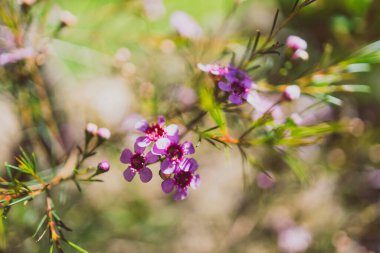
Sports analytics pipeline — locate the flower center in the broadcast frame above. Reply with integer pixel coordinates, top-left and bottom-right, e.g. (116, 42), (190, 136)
(174, 171), (193, 188)
(231, 82), (245, 96)
(131, 154), (145, 171)
(145, 123), (165, 141)
(166, 144), (183, 162)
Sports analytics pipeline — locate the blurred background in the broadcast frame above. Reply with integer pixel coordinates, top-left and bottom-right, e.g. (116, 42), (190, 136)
(1, 0), (380, 252)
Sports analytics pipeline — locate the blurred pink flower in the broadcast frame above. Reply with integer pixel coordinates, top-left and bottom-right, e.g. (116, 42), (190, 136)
(278, 226), (312, 253)
(143, 0), (166, 20)
(367, 169), (380, 189)
(170, 11), (203, 39)
(256, 172), (275, 189)
(0, 48), (34, 66)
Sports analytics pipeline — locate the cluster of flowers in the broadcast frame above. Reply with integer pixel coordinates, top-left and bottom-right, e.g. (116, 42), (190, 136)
(198, 35), (306, 106)
(120, 116), (200, 200)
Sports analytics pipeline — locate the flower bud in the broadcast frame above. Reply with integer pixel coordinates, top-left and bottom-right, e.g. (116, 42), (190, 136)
(97, 160), (110, 172)
(283, 85), (301, 101)
(286, 35), (307, 51)
(60, 11), (77, 27)
(292, 49), (309, 61)
(97, 128), (111, 140)
(86, 123), (98, 135)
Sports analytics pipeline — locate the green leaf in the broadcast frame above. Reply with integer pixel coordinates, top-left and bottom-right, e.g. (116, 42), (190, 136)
(65, 240), (88, 253)
(348, 40), (380, 64)
(33, 214), (48, 238)
(283, 153), (309, 182)
(199, 86), (226, 131)
(8, 195), (32, 206)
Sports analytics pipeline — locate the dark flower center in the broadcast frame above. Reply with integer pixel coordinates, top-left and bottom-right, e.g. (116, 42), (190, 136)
(145, 123), (165, 141)
(231, 82), (245, 96)
(166, 144), (183, 162)
(131, 154), (145, 170)
(174, 171), (193, 188)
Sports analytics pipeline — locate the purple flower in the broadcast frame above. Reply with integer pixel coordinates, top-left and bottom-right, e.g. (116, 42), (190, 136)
(135, 116), (179, 148)
(161, 158), (200, 200)
(152, 137), (195, 174)
(120, 144), (159, 183)
(218, 65), (255, 105)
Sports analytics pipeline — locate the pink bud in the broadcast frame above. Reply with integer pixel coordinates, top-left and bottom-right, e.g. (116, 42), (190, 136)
(97, 128), (111, 140)
(19, 0), (36, 6)
(283, 85), (301, 101)
(97, 160), (110, 172)
(286, 35), (307, 51)
(292, 49), (309, 61)
(86, 123), (98, 135)
(60, 11), (77, 27)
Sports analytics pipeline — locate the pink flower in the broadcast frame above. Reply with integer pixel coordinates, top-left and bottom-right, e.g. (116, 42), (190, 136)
(120, 144), (158, 183)
(278, 226), (312, 253)
(152, 137), (195, 174)
(256, 172), (275, 189)
(161, 158), (200, 200)
(170, 11), (203, 39)
(197, 63), (229, 76)
(135, 116), (179, 148)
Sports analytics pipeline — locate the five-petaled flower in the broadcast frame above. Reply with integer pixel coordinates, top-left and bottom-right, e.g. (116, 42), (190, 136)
(218, 65), (256, 105)
(120, 144), (159, 183)
(161, 158), (200, 200)
(152, 137), (195, 175)
(135, 116), (179, 148)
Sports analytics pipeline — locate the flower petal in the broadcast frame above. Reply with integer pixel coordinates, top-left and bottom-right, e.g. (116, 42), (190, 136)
(139, 167), (153, 183)
(218, 82), (231, 92)
(134, 141), (146, 154)
(157, 115), (165, 126)
(135, 136), (151, 148)
(120, 148), (133, 164)
(229, 94), (243, 105)
(181, 141), (195, 155)
(190, 174), (201, 189)
(145, 151), (159, 164)
(160, 159), (176, 174)
(174, 188), (189, 201)
(179, 158), (198, 172)
(135, 120), (149, 132)
(152, 138), (171, 155)
(165, 124), (179, 142)
(161, 179), (175, 193)
(123, 167), (136, 182)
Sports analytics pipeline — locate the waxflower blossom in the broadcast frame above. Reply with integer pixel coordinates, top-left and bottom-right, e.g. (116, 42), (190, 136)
(135, 116), (179, 148)
(218, 65), (256, 105)
(161, 158), (200, 200)
(283, 85), (301, 101)
(152, 137), (195, 174)
(121, 144), (158, 183)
